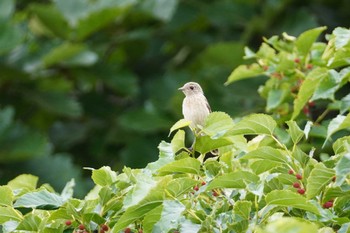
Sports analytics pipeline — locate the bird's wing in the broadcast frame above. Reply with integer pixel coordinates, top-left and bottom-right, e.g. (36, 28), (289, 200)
(205, 97), (212, 113)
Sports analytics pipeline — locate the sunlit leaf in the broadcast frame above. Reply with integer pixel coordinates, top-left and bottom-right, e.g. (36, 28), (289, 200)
(306, 163), (335, 199)
(207, 171), (259, 190)
(230, 114), (276, 135)
(14, 190), (64, 209)
(157, 157), (201, 175)
(286, 120), (304, 144)
(265, 190), (319, 214)
(226, 63), (264, 85)
(295, 26), (326, 56)
(91, 166), (117, 186)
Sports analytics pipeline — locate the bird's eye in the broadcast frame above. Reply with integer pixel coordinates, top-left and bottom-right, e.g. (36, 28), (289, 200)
(190, 86), (194, 90)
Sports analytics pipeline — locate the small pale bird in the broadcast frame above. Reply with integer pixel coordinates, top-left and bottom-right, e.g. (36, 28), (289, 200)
(178, 82), (211, 132)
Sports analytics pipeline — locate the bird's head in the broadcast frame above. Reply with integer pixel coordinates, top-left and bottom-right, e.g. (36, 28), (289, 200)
(178, 82), (204, 96)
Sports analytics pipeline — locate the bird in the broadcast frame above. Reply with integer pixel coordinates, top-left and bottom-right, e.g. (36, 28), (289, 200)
(178, 82), (211, 133)
(178, 82), (218, 158)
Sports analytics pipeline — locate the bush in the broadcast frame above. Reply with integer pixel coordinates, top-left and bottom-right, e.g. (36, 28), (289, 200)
(1, 26), (350, 233)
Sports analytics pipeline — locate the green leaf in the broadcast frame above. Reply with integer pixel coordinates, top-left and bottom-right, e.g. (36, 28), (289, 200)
(206, 171), (259, 190)
(14, 190), (64, 209)
(171, 129), (185, 153)
(232, 200), (252, 232)
(265, 190), (319, 214)
(166, 177), (198, 198)
(123, 172), (157, 208)
(157, 157), (201, 175)
(0, 0), (14, 19)
(225, 63), (264, 85)
(140, 0), (178, 21)
(0, 22), (23, 55)
(0, 206), (23, 224)
(286, 121), (304, 144)
(335, 153), (350, 186)
(306, 163), (335, 199)
(266, 89), (287, 111)
(295, 26), (326, 56)
(230, 114), (276, 135)
(292, 68), (327, 119)
(333, 136), (350, 154)
(0, 186), (13, 206)
(7, 174), (38, 193)
(169, 119), (191, 135)
(16, 213), (41, 231)
(202, 112), (234, 138)
(241, 146), (289, 174)
(0, 106), (14, 134)
(111, 177), (169, 232)
(91, 166), (117, 186)
(153, 200), (185, 232)
(311, 70), (341, 101)
(30, 4), (69, 39)
(195, 136), (232, 154)
(260, 217), (318, 233)
(326, 114), (350, 142)
(42, 43), (86, 67)
(147, 141), (175, 172)
(333, 27), (350, 49)
(143, 205), (163, 233)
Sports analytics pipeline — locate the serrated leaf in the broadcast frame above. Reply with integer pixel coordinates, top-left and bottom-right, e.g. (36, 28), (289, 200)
(296, 26), (326, 56)
(292, 68), (327, 119)
(202, 112), (234, 138)
(225, 63), (264, 85)
(306, 163), (335, 199)
(169, 119), (191, 135)
(91, 166), (117, 186)
(0, 206), (23, 224)
(286, 120), (304, 144)
(230, 114), (276, 135)
(14, 190), (64, 209)
(206, 171), (259, 190)
(265, 190), (319, 214)
(157, 157), (201, 175)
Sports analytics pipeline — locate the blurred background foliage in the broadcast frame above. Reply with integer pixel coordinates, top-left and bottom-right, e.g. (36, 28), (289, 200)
(1, 0), (350, 196)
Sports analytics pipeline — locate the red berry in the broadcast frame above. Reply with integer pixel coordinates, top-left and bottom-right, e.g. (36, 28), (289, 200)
(193, 186), (199, 191)
(332, 176), (336, 182)
(124, 227), (131, 233)
(293, 182), (301, 188)
(201, 181), (206, 185)
(65, 220), (72, 226)
(139, 230), (143, 233)
(101, 224), (109, 231)
(303, 106), (310, 115)
(100, 229), (105, 233)
(297, 188), (305, 194)
(323, 201), (333, 209)
(294, 58), (300, 63)
(79, 224), (85, 230)
(306, 64), (313, 69)
(296, 174), (302, 180)
(263, 65), (269, 71)
(212, 190), (219, 196)
(288, 169), (294, 175)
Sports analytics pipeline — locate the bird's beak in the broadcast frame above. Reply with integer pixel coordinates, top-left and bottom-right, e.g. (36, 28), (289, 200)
(178, 86), (185, 91)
